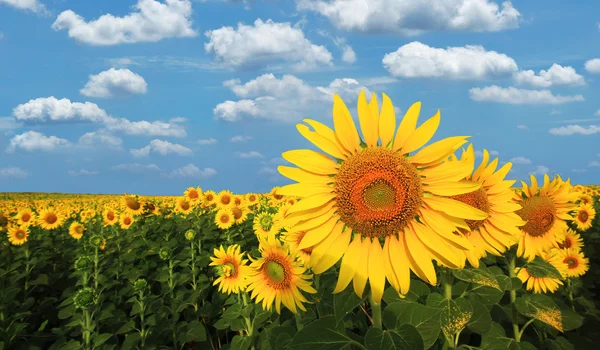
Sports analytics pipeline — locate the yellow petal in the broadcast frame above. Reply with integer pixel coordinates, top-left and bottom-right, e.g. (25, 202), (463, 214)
(298, 215), (339, 250)
(287, 206), (337, 233)
(472, 150), (490, 180)
(285, 192), (335, 216)
(311, 223), (350, 273)
(529, 174), (539, 195)
(357, 90), (378, 148)
(424, 196), (488, 220)
(401, 110), (440, 154)
(382, 237), (400, 292)
(276, 183), (333, 198)
(285, 200), (336, 227)
(282, 150), (338, 175)
(388, 235), (411, 295)
(369, 92), (379, 122)
(333, 94), (360, 153)
(419, 208), (473, 250)
(277, 166), (332, 185)
(333, 236), (363, 294)
(297, 124), (347, 159)
(352, 239), (370, 298)
(368, 239), (386, 303)
(378, 93), (396, 148)
(410, 136), (470, 166)
(404, 227), (437, 285)
(412, 222), (462, 268)
(303, 119), (351, 157)
(392, 101), (421, 152)
(425, 181), (482, 196)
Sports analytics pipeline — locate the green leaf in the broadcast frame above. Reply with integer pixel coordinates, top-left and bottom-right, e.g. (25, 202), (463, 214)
(439, 298), (473, 338)
(524, 256), (563, 279)
(452, 267), (501, 290)
(186, 320), (207, 342)
(38, 320), (49, 332)
(121, 333), (140, 349)
(213, 318), (230, 330)
(364, 326), (424, 350)
(116, 320), (136, 334)
(231, 335), (253, 350)
(265, 326), (297, 350)
(509, 277), (523, 291)
(467, 300), (492, 334)
(31, 273), (49, 286)
(518, 341), (538, 350)
(222, 304), (242, 320)
(467, 285), (504, 305)
(288, 315), (365, 350)
(544, 336), (575, 350)
(333, 290), (363, 325)
(382, 301), (441, 349)
(514, 294), (572, 332)
(93, 333), (113, 347)
(480, 322), (519, 350)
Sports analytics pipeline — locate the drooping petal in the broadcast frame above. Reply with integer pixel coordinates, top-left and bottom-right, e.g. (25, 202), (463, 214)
(303, 119), (351, 157)
(410, 136), (470, 165)
(276, 183), (333, 198)
(333, 236), (363, 293)
(296, 124), (347, 159)
(352, 239), (370, 298)
(298, 215), (339, 250)
(388, 235), (411, 295)
(425, 181), (482, 196)
(311, 223), (351, 273)
(424, 196), (489, 220)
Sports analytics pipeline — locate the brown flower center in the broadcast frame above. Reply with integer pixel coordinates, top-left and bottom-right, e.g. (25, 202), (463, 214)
(578, 210), (588, 223)
(21, 213), (31, 222)
(220, 195), (231, 205)
(451, 185), (490, 231)
(107, 212), (115, 221)
(262, 256), (291, 289)
(564, 257), (578, 269)
(124, 217), (132, 225)
(516, 196), (556, 237)
(45, 212), (58, 224)
(126, 197), (141, 210)
(180, 200), (190, 211)
(188, 190), (199, 199)
(16, 230), (26, 239)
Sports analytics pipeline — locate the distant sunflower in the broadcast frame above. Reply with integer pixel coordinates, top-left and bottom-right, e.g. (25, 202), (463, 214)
(203, 190), (217, 207)
(556, 229), (583, 251)
(232, 195), (244, 207)
(245, 193), (259, 206)
(215, 208), (234, 230)
(516, 250), (566, 294)
(245, 234), (316, 314)
(103, 209), (118, 226)
(184, 186), (202, 203)
(209, 245), (251, 294)
(99, 239), (107, 251)
(120, 214), (134, 230)
(554, 248), (589, 278)
(121, 194), (144, 216)
(7, 225), (28, 246)
(271, 187), (284, 201)
(0, 211), (9, 231)
(579, 194), (593, 206)
(216, 190), (234, 209)
(277, 91), (486, 301)
(37, 208), (63, 230)
(232, 205), (249, 225)
(175, 197), (193, 215)
(515, 175), (579, 261)
(16, 209), (35, 227)
(573, 203), (595, 231)
(253, 211), (279, 239)
(69, 222), (85, 240)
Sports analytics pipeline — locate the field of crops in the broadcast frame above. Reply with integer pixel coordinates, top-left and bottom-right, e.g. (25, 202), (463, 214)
(1, 95), (600, 350)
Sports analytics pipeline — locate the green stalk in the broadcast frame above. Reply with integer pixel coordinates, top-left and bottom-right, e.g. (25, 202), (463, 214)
(82, 309), (92, 350)
(441, 268), (455, 349)
(566, 278), (575, 311)
(93, 246), (100, 290)
(508, 255), (521, 342)
(190, 241), (197, 291)
(24, 245), (31, 299)
(138, 290), (148, 347)
(368, 291), (382, 329)
(517, 318), (536, 340)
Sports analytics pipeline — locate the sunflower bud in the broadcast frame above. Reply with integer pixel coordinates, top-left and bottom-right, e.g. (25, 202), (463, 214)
(90, 235), (103, 247)
(184, 229), (196, 241)
(74, 256), (92, 271)
(159, 247), (171, 261)
(73, 287), (96, 309)
(133, 278), (148, 292)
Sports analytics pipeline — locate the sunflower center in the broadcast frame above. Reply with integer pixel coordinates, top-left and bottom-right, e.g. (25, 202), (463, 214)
(221, 195), (231, 205)
(558, 237), (572, 249)
(232, 207), (243, 220)
(451, 185), (490, 231)
(45, 213), (58, 224)
(516, 196), (556, 237)
(259, 215), (273, 230)
(126, 197), (141, 210)
(189, 190), (199, 199)
(206, 194), (214, 201)
(21, 213), (31, 222)
(16, 230), (26, 239)
(75, 226), (83, 234)
(334, 148), (423, 238)
(107, 212), (115, 220)
(124, 218), (131, 225)
(220, 213), (230, 223)
(180, 201), (190, 211)
(578, 211), (588, 223)
(223, 262), (237, 277)
(248, 195), (256, 202)
(265, 260), (286, 284)
(564, 257), (578, 269)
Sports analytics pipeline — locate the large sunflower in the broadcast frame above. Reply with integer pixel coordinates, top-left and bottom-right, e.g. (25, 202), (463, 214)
(37, 207), (64, 230)
(16, 209), (35, 227)
(573, 203), (595, 231)
(245, 234), (316, 314)
(184, 186), (202, 203)
(277, 91), (488, 301)
(121, 194), (145, 216)
(209, 245), (251, 295)
(69, 221), (85, 240)
(515, 175), (579, 261)
(7, 225), (29, 246)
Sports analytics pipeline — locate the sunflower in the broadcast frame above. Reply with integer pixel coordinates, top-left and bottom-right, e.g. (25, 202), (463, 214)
(516, 250), (566, 294)
(281, 230), (313, 266)
(203, 190), (218, 207)
(120, 214), (134, 230)
(277, 91), (487, 301)
(0, 210), (9, 231)
(245, 234), (316, 313)
(175, 197), (193, 215)
(555, 229), (583, 251)
(216, 190), (234, 209)
(69, 222), (85, 240)
(515, 175), (579, 262)
(37, 207), (64, 230)
(554, 248), (589, 278)
(579, 194), (593, 206)
(184, 186), (202, 203)
(121, 194), (145, 216)
(573, 203), (595, 231)
(215, 208), (235, 230)
(209, 245), (251, 294)
(7, 225), (28, 246)
(253, 211), (279, 239)
(232, 205), (249, 225)
(103, 209), (118, 226)
(232, 195), (245, 207)
(16, 209), (35, 227)
(245, 193), (259, 206)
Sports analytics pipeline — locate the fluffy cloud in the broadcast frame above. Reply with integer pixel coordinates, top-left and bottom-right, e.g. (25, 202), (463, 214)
(214, 74), (370, 122)
(80, 68), (148, 98)
(112, 163), (161, 172)
(68, 169), (98, 176)
(0, 0), (47, 14)
(130, 139), (192, 157)
(7, 131), (71, 152)
(0, 117), (20, 130)
(198, 138), (217, 145)
(164, 164), (217, 178)
(235, 151), (264, 158)
(103, 117), (186, 137)
(572, 169), (586, 173)
(513, 64), (585, 88)
(469, 86), (584, 104)
(531, 165), (549, 176)
(548, 125), (600, 136)
(78, 130), (123, 149)
(0, 167), (28, 179)
(510, 156), (532, 165)
(52, 0), (197, 45)
(230, 135), (252, 143)
(296, 0), (520, 35)
(205, 19), (333, 71)
(382, 42), (518, 79)
(584, 58), (600, 74)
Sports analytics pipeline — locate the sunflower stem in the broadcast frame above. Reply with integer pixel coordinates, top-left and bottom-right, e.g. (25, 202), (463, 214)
(294, 312), (304, 331)
(517, 318), (536, 340)
(566, 278), (575, 311)
(441, 268), (456, 349)
(368, 291), (382, 329)
(507, 254), (521, 342)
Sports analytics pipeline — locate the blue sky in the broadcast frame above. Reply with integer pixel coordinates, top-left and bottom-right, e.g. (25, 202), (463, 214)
(0, 0), (599, 196)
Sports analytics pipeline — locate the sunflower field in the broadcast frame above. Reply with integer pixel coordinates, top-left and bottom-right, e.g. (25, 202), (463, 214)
(1, 92), (600, 350)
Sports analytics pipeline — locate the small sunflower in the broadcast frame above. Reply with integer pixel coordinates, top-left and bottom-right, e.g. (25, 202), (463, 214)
(216, 190), (234, 209)
(103, 209), (118, 226)
(253, 211), (279, 239)
(7, 225), (29, 246)
(215, 208), (235, 230)
(175, 197), (193, 215)
(203, 190), (218, 207)
(37, 207), (63, 230)
(555, 229), (583, 251)
(554, 248), (589, 278)
(281, 230), (313, 267)
(579, 194), (593, 206)
(209, 245), (251, 295)
(184, 187), (202, 203)
(120, 214), (134, 230)
(246, 234), (316, 314)
(69, 222), (85, 240)
(121, 194), (144, 216)
(516, 251), (566, 294)
(232, 205), (249, 225)
(573, 203), (595, 231)
(245, 193), (259, 206)
(16, 209), (35, 227)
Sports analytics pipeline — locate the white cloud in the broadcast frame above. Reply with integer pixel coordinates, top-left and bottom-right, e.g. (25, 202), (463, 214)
(589, 161), (600, 167)
(235, 151), (264, 158)
(382, 42), (518, 79)
(258, 167), (277, 175)
(68, 169), (98, 176)
(584, 58), (600, 74)
(112, 163), (161, 172)
(0, 167), (27, 179)
(80, 68), (148, 98)
(169, 116), (187, 123)
(517, 124), (527, 129)
(52, 0), (197, 46)
(77, 130), (123, 149)
(204, 19), (333, 71)
(198, 138), (217, 145)
(513, 64), (585, 88)
(164, 164), (217, 178)
(469, 86), (584, 104)
(530, 165), (549, 176)
(103, 117), (186, 137)
(296, 0), (520, 34)
(0, 117), (21, 130)
(548, 125), (600, 136)
(230, 135), (252, 143)
(595, 110), (600, 117)
(510, 156), (532, 165)
(317, 30), (357, 64)
(130, 139), (192, 157)
(341, 45), (357, 63)
(215, 74), (370, 122)
(0, 0), (47, 14)
(7, 131), (71, 152)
